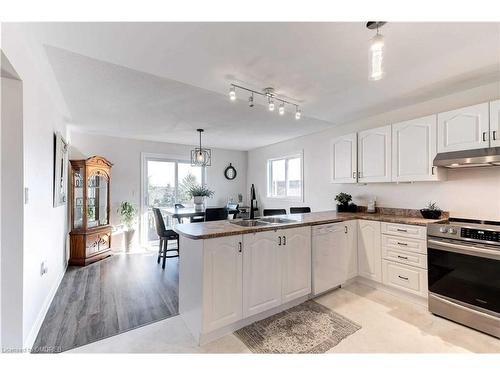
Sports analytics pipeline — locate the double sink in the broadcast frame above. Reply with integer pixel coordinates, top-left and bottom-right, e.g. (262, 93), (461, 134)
(232, 217), (298, 227)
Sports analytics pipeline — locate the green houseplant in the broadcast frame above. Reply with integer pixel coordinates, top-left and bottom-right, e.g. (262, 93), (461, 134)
(117, 201), (137, 251)
(335, 192), (357, 213)
(420, 201), (442, 219)
(188, 184), (214, 211)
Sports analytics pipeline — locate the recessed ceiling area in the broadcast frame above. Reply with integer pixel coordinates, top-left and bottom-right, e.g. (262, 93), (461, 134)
(12, 22), (500, 150)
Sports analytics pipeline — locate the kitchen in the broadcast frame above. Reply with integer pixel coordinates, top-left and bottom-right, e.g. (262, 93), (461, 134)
(1, 9), (499, 374)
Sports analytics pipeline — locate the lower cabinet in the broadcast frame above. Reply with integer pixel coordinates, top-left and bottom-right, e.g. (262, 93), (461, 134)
(242, 231), (282, 317)
(357, 220), (382, 282)
(281, 227), (312, 303)
(243, 227), (312, 317)
(382, 260), (428, 298)
(202, 235), (243, 332)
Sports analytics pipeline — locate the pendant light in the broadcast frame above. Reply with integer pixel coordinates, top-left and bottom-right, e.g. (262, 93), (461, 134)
(191, 129), (212, 167)
(367, 22), (386, 81)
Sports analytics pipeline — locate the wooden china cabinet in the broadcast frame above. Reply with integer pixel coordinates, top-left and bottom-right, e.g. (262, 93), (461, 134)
(69, 156), (113, 266)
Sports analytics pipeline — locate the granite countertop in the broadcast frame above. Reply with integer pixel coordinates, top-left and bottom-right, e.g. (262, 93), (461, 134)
(173, 210), (447, 240)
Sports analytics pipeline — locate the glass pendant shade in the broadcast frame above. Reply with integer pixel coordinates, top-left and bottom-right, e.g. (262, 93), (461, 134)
(369, 33), (384, 81)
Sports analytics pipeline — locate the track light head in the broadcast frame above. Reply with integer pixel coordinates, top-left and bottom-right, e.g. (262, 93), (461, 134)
(268, 98), (275, 112)
(295, 107), (301, 120)
(229, 86), (236, 101)
(279, 102), (285, 115)
(248, 94), (254, 107)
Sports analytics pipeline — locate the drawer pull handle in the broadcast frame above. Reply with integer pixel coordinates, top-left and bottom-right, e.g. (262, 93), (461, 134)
(283, 236), (286, 246)
(397, 255), (408, 260)
(396, 229), (407, 232)
(238, 241), (242, 253)
(398, 275), (409, 281)
(397, 242), (408, 246)
(278, 236), (282, 246)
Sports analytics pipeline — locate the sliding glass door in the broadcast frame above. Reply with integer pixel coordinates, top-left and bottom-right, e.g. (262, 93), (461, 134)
(141, 154), (204, 246)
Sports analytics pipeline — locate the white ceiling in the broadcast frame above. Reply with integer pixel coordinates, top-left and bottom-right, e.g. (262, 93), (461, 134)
(13, 22), (500, 150)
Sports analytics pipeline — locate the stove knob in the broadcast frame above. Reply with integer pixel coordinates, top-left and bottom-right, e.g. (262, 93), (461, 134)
(448, 228), (457, 234)
(439, 227), (448, 233)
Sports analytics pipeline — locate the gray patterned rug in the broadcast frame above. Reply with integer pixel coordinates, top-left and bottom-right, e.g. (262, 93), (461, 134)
(235, 300), (361, 353)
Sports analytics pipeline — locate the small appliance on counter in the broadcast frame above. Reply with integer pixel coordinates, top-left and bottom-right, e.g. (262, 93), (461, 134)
(427, 218), (500, 338)
(367, 196), (377, 213)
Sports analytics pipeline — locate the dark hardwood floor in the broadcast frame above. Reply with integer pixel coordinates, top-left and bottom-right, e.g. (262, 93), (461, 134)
(32, 251), (178, 353)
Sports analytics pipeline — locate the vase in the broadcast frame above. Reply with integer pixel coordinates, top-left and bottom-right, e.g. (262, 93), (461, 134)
(193, 196), (205, 211)
(124, 229), (135, 252)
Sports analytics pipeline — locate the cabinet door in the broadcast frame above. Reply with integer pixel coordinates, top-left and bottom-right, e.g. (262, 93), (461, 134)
(202, 235), (243, 332)
(281, 227), (311, 302)
(357, 220), (382, 282)
(358, 125), (392, 182)
(437, 102), (490, 152)
(243, 231), (282, 317)
(312, 224), (347, 295)
(490, 100), (500, 147)
(345, 220), (358, 280)
(331, 133), (357, 183)
(392, 115), (440, 182)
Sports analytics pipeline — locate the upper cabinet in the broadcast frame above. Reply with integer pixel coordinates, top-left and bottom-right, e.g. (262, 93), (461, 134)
(437, 102), (490, 152)
(392, 115), (442, 182)
(358, 125), (392, 183)
(490, 99), (500, 148)
(331, 133), (357, 183)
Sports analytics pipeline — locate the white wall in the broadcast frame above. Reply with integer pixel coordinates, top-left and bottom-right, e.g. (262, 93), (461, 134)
(69, 131), (248, 247)
(2, 24), (70, 348)
(248, 82), (500, 221)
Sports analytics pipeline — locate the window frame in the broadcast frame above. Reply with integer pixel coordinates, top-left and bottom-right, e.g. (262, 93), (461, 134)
(266, 151), (304, 202)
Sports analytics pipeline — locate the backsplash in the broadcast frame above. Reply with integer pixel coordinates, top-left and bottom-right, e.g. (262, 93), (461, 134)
(356, 206), (450, 219)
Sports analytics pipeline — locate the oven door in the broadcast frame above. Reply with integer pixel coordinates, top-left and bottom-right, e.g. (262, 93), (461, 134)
(427, 238), (500, 314)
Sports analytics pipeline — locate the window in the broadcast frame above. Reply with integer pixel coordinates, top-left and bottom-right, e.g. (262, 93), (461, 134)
(267, 153), (303, 200)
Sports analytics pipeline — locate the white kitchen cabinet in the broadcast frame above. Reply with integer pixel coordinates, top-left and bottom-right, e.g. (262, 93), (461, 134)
(202, 235), (243, 332)
(358, 125), (392, 183)
(281, 226), (311, 303)
(490, 99), (500, 147)
(331, 133), (357, 183)
(437, 102), (490, 152)
(382, 260), (428, 298)
(345, 220), (358, 279)
(392, 115), (443, 182)
(242, 231), (282, 317)
(357, 220), (382, 282)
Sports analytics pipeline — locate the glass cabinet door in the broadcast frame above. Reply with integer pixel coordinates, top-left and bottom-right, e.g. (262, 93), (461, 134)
(87, 172), (109, 228)
(73, 167), (84, 229)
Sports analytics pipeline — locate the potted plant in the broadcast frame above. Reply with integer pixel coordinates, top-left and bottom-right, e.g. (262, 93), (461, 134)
(188, 184), (215, 211)
(117, 201), (137, 252)
(335, 192), (357, 213)
(421, 202), (442, 219)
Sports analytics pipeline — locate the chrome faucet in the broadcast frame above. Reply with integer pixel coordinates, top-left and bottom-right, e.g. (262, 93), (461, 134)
(249, 184), (256, 220)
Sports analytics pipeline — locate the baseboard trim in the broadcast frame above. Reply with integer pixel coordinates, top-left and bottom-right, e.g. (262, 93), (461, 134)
(24, 262), (67, 350)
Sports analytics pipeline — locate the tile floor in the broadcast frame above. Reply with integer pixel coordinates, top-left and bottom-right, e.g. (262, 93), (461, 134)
(69, 282), (500, 353)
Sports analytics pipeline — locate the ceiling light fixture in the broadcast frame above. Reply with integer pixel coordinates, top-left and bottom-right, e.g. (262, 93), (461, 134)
(295, 106), (301, 120)
(191, 129), (212, 167)
(366, 21), (386, 81)
(229, 85), (236, 101)
(279, 102), (285, 115)
(228, 84), (302, 119)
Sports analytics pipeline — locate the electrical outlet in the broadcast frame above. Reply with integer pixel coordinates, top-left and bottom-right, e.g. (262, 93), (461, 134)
(40, 261), (48, 276)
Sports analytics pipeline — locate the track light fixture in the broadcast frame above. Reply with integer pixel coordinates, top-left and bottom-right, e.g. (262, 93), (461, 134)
(228, 84), (302, 119)
(279, 102), (285, 115)
(229, 85), (236, 101)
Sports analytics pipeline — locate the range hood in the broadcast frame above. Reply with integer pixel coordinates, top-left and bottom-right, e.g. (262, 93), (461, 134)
(433, 147), (500, 168)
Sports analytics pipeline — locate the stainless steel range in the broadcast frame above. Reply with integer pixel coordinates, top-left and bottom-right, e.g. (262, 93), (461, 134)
(427, 218), (500, 338)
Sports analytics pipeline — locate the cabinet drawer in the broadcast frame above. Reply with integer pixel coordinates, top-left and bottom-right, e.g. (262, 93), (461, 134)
(98, 232), (111, 251)
(382, 234), (426, 255)
(382, 247), (427, 269)
(86, 234), (100, 255)
(382, 260), (428, 297)
(381, 222), (426, 239)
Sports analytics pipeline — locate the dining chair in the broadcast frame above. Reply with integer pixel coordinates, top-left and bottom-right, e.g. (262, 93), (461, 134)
(152, 208), (179, 269)
(205, 207), (229, 222)
(290, 207), (311, 214)
(263, 209), (287, 216)
(174, 203), (186, 224)
(226, 203), (239, 219)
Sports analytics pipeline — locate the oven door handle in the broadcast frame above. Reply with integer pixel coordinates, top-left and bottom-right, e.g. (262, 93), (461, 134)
(428, 239), (500, 260)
